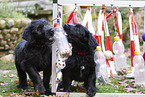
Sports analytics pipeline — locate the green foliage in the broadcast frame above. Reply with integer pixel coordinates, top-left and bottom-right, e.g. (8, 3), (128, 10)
(0, 2), (26, 18)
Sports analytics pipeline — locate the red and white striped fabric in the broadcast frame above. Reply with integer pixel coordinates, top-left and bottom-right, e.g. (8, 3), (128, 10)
(116, 8), (123, 41)
(102, 5), (117, 77)
(66, 10), (78, 24)
(82, 7), (95, 35)
(129, 8), (140, 68)
(130, 8), (140, 52)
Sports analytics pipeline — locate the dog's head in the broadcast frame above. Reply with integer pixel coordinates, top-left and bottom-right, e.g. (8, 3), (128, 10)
(22, 19), (54, 45)
(63, 23), (98, 51)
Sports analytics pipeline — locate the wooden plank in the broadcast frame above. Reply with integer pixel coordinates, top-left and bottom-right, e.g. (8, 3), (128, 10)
(56, 92), (145, 97)
(35, 10), (52, 15)
(58, 0), (145, 7)
(52, 3), (57, 93)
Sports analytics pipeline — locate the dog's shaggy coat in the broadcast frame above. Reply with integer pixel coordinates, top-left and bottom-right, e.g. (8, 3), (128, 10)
(61, 23), (98, 97)
(14, 19), (54, 95)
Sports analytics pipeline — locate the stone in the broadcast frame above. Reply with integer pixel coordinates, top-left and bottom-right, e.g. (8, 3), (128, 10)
(0, 54), (15, 62)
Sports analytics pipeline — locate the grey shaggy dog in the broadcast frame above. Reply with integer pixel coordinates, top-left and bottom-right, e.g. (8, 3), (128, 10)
(14, 19), (54, 95)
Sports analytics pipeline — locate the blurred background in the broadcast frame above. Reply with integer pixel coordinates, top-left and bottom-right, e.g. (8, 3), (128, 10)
(0, 0), (144, 58)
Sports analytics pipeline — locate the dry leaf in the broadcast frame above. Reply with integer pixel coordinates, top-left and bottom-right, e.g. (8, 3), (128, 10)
(9, 93), (19, 96)
(96, 83), (99, 85)
(129, 79), (135, 82)
(2, 90), (6, 93)
(141, 91), (145, 93)
(40, 95), (49, 97)
(0, 81), (4, 83)
(3, 75), (8, 77)
(36, 90), (39, 95)
(64, 92), (70, 97)
(28, 80), (34, 86)
(0, 83), (5, 85)
(125, 88), (137, 92)
(107, 83), (114, 86)
(115, 90), (119, 92)
(9, 74), (15, 77)
(25, 92), (35, 96)
(14, 80), (19, 84)
(114, 85), (118, 88)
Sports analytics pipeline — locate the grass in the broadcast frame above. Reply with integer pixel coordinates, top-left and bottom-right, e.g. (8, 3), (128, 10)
(0, 70), (39, 97)
(0, 60), (16, 70)
(0, 57), (145, 97)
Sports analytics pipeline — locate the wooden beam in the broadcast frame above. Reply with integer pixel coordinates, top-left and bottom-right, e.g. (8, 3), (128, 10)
(56, 92), (145, 97)
(58, 0), (145, 7)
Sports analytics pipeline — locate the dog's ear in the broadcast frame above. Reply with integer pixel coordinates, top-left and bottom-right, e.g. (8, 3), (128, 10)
(88, 33), (98, 50)
(22, 25), (31, 42)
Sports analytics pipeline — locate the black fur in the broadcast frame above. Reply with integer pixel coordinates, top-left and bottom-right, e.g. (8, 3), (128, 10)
(60, 23), (98, 97)
(14, 19), (54, 95)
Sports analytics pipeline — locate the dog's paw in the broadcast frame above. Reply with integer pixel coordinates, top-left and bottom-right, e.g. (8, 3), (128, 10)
(45, 89), (52, 95)
(58, 81), (63, 89)
(16, 83), (28, 89)
(87, 87), (98, 97)
(35, 84), (46, 94)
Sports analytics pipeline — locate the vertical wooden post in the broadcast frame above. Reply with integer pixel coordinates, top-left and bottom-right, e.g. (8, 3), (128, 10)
(52, 0), (57, 93)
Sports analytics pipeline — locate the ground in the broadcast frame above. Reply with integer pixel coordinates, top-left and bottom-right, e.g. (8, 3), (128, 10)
(0, 57), (145, 97)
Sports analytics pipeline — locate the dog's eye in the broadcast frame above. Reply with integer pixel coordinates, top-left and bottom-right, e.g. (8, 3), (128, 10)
(49, 28), (54, 35)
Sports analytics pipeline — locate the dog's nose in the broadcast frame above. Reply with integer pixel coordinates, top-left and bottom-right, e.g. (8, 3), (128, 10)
(50, 27), (54, 32)
(49, 28), (54, 35)
(64, 23), (69, 26)
(63, 23), (69, 28)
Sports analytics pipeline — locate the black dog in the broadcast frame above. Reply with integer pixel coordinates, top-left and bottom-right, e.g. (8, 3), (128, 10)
(60, 23), (98, 97)
(14, 19), (54, 95)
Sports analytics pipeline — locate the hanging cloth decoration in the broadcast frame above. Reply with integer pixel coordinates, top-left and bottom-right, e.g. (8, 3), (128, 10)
(90, 8), (103, 48)
(128, 7), (140, 77)
(95, 9), (105, 51)
(116, 8), (123, 41)
(128, 11), (135, 77)
(130, 8), (140, 52)
(73, 10), (78, 24)
(102, 5), (116, 78)
(82, 7), (90, 27)
(82, 7), (95, 35)
(106, 7), (123, 41)
(106, 9), (116, 20)
(66, 8), (78, 24)
(129, 11), (135, 68)
(129, 7), (140, 69)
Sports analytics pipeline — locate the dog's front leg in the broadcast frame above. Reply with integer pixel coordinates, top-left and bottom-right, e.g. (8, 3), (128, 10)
(62, 70), (72, 92)
(21, 61), (46, 94)
(43, 68), (52, 95)
(86, 70), (98, 97)
(15, 61), (28, 88)
(26, 67), (46, 94)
